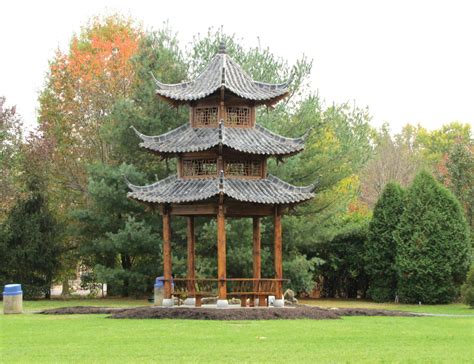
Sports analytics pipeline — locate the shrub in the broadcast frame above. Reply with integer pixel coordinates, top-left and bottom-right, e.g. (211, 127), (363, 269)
(319, 224), (369, 298)
(461, 266), (474, 308)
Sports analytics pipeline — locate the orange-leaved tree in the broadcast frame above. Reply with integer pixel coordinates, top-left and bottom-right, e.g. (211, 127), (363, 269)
(38, 15), (142, 201)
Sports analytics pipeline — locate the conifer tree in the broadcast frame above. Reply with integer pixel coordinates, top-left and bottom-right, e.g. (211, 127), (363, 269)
(0, 178), (61, 298)
(365, 182), (405, 302)
(395, 171), (471, 303)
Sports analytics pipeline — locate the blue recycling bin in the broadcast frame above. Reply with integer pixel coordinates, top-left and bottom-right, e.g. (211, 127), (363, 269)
(154, 277), (164, 288)
(3, 284), (23, 314)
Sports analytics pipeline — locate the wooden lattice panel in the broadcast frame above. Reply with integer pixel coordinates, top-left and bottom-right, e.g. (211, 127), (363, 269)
(182, 158), (217, 177)
(194, 107), (218, 127)
(225, 159), (262, 177)
(225, 107), (251, 126)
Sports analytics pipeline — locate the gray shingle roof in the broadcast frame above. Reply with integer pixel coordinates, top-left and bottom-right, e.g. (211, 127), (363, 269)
(154, 49), (290, 105)
(126, 174), (315, 205)
(131, 123), (308, 156)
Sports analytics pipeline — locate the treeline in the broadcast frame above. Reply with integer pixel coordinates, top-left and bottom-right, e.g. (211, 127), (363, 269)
(1, 15), (472, 303)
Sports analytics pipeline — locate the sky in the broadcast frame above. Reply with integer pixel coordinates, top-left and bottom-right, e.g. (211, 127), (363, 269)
(1, 0), (473, 133)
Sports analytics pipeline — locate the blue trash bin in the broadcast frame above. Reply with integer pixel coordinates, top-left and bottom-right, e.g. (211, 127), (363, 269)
(154, 276), (164, 289)
(3, 284), (23, 314)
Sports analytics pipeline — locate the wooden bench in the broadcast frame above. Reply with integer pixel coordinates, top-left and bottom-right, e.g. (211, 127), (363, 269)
(173, 278), (218, 307)
(171, 278), (287, 307)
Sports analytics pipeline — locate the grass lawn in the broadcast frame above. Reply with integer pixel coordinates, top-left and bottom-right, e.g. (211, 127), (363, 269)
(1, 299), (473, 363)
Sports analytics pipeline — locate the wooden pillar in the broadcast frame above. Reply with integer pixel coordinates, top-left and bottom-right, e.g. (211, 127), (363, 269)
(252, 217), (261, 279)
(217, 204), (227, 300)
(162, 206), (172, 299)
(252, 216), (261, 307)
(274, 206), (283, 299)
(186, 216), (196, 296)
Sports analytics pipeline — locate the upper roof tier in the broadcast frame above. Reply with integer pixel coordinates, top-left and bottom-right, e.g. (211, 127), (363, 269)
(154, 43), (291, 106)
(131, 122), (309, 157)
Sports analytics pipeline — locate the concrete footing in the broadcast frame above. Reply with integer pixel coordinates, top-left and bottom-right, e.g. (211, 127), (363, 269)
(273, 299), (285, 308)
(183, 297), (196, 306)
(162, 298), (174, 307)
(216, 299), (229, 308)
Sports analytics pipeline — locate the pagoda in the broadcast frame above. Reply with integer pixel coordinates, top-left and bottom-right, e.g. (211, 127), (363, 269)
(126, 43), (315, 308)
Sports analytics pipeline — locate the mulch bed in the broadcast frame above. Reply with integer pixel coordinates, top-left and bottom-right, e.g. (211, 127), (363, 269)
(39, 305), (417, 320)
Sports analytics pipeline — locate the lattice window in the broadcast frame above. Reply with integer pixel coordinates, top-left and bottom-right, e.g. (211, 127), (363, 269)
(225, 107), (251, 126)
(182, 159), (217, 177)
(194, 107), (218, 127)
(225, 159), (262, 177)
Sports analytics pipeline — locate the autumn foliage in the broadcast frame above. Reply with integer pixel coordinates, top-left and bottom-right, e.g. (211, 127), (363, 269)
(39, 15), (142, 199)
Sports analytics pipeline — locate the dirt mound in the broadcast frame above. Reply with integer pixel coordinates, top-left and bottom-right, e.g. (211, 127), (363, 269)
(39, 304), (417, 320)
(109, 305), (341, 320)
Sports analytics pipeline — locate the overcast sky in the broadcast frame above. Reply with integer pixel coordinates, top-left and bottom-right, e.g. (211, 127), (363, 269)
(1, 0), (473, 133)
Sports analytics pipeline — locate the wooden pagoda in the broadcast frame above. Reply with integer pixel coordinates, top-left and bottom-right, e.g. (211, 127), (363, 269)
(126, 43), (315, 308)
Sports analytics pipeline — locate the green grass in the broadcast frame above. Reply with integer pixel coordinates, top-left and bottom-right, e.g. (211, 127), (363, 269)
(1, 299), (473, 363)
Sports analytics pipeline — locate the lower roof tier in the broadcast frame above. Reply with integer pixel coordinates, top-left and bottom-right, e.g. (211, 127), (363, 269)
(126, 174), (315, 205)
(132, 123), (309, 157)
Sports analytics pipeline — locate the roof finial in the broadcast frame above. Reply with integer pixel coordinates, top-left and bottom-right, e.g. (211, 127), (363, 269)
(218, 41), (226, 54)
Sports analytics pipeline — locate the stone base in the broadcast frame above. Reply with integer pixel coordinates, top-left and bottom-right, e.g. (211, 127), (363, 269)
(183, 297), (196, 306)
(216, 299), (229, 308)
(273, 299), (285, 308)
(3, 294), (23, 314)
(162, 298), (174, 307)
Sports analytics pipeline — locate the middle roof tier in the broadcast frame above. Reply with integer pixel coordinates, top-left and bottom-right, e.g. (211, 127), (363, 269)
(132, 123), (309, 157)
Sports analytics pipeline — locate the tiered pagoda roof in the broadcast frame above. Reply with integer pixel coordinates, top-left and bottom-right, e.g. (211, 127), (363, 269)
(131, 123), (309, 157)
(154, 43), (290, 106)
(126, 44), (315, 208)
(127, 174), (315, 205)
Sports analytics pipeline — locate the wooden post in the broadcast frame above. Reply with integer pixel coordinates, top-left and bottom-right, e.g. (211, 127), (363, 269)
(253, 217), (261, 279)
(274, 206), (283, 299)
(252, 217), (261, 307)
(162, 206), (172, 300)
(217, 204), (227, 300)
(186, 216), (196, 296)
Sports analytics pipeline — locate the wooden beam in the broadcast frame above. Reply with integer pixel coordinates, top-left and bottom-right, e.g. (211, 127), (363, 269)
(217, 204), (227, 300)
(273, 206), (283, 299)
(186, 217), (196, 296)
(226, 205), (274, 217)
(252, 217), (261, 280)
(170, 204), (218, 216)
(159, 202), (284, 217)
(162, 206), (172, 299)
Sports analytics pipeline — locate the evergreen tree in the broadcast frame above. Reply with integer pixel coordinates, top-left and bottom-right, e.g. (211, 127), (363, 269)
(0, 178), (61, 298)
(395, 171), (471, 303)
(365, 182), (405, 302)
(73, 163), (162, 297)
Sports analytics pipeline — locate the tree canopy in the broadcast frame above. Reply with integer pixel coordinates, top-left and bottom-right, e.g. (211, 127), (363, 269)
(1, 14), (472, 302)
